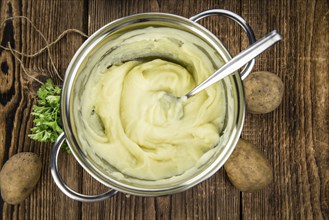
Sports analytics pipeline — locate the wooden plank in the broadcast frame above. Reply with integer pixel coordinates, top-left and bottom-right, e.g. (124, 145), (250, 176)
(311, 0), (329, 218)
(241, 0), (329, 219)
(240, 0), (283, 218)
(0, 1), (23, 219)
(0, 0), (87, 219)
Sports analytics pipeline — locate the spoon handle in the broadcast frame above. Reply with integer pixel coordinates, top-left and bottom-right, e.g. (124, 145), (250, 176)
(185, 30), (282, 98)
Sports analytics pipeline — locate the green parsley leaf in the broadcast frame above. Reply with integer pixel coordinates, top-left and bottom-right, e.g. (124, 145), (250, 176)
(29, 79), (70, 153)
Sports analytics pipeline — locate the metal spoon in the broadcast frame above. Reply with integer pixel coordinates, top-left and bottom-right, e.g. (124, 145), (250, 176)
(178, 30), (282, 101)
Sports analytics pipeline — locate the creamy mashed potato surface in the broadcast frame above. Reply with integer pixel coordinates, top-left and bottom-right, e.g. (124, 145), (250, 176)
(73, 27), (228, 181)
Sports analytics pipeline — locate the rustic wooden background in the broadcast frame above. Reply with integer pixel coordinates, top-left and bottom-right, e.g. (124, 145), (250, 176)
(0, 0), (328, 219)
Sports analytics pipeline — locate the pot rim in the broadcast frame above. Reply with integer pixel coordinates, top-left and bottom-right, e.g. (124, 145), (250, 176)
(60, 12), (246, 196)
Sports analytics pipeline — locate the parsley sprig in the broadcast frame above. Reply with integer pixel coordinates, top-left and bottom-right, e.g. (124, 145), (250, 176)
(29, 79), (70, 152)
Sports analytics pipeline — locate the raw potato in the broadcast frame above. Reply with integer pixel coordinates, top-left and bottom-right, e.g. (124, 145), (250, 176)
(224, 138), (273, 192)
(244, 71), (284, 114)
(0, 152), (42, 204)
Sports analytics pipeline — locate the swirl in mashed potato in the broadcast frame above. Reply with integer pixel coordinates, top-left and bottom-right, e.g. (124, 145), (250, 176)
(73, 27), (227, 181)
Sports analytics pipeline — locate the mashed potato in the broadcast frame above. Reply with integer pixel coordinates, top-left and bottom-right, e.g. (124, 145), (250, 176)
(73, 27), (227, 180)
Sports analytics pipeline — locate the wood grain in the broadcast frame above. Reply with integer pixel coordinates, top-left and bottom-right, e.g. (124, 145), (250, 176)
(0, 0), (328, 219)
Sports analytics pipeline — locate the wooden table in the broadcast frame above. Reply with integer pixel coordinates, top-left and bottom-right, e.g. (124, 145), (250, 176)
(0, 0), (328, 219)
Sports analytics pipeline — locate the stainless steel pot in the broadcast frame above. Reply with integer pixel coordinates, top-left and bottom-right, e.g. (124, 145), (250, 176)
(50, 9), (256, 202)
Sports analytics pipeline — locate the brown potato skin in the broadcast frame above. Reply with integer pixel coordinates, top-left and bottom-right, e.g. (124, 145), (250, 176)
(0, 152), (42, 204)
(244, 71), (284, 114)
(224, 138), (273, 192)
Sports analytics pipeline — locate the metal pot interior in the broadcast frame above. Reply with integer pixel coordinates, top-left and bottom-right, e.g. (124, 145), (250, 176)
(60, 13), (245, 196)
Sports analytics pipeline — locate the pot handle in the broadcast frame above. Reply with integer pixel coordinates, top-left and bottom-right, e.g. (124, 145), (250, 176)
(190, 9), (256, 80)
(50, 132), (118, 202)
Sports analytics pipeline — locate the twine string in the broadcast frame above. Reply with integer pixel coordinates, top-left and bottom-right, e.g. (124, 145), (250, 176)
(0, 15), (89, 84)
